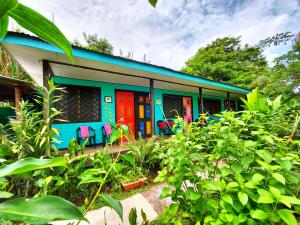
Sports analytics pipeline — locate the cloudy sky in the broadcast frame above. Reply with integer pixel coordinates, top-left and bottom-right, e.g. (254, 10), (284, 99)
(15, 0), (300, 69)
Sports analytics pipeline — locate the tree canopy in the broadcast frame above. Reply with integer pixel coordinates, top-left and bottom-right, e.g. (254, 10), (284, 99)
(253, 43), (300, 99)
(182, 37), (268, 88)
(73, 33), (114, 55)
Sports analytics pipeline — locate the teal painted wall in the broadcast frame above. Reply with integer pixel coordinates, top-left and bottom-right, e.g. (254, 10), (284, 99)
(52, 76), (241, 149)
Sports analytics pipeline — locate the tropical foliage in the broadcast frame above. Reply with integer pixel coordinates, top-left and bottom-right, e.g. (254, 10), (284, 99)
(73, 33), (114, 55)
(182, 37), (268, 88)
(253, 43), (300, 99)
(155, 90), (300, 225)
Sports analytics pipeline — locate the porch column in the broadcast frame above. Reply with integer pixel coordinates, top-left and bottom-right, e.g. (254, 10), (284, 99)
(14, 86), (22, 120)
(226, 92), (230, 111)
(199, 87), (204, 115)
(42, 60), (52, 88)
(150, 79), (155, 135)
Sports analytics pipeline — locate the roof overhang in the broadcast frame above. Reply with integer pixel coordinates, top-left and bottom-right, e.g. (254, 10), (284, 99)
(1, 32), (250, 98)
(0, 74), (33, 101)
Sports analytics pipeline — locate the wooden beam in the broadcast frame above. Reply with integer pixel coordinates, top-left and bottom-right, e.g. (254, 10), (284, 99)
(42, 60), (52, 88)
(14, 86), (22, 119)
(150, 79), (155, 135)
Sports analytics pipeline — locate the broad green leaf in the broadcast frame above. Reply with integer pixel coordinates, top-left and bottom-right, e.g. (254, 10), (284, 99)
(0, 16), (9, 40)
(121, 124), (129, 135)
(129, 207), (137, 225)
(240, 156), (253, 166)
(256, 150), (272, 163)
(251, 173), (264, 184)
(8, 4), (73, 62)
(225, 214), (234, 222)
(269, 186), (282, 199)
(238, 213), (247, 223)
(220, 167), (231, 177)
(257, 189), (274, 203)
(0, 191), (13, 199)
(186, 188), (201, 201)
(161, 187), (170, 198)
(272, 172), (285, 185)
(226, 181), (239, 190)
(0, 196), (85, 224)
(250, 209), (268, 220)
(148, 0), (158, 7)
(278, 209), (297, 225)
(279, 196), (300, 208)
(222, 194), (233, 205)
(122, 154), (136, 167)
(0, 157), (66, 177)
(243, 140), (256, 148)
(78, 169), (106, 185)
(0, 0), (18, 20)
(99, 194), (123, 221)
(238, 192), (248, 206)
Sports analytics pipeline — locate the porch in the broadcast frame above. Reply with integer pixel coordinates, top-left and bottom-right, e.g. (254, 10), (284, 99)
(0, 32), (251, 149)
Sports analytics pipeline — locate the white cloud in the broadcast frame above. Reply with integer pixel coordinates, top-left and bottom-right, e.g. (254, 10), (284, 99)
(12, 0), (300, 69)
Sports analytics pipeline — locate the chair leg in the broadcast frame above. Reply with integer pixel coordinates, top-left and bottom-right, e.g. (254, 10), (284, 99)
(102, 136), (106, 147)
(93, 136), (96, 149)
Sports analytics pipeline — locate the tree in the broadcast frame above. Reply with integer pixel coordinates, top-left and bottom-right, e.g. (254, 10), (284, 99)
(83, 33), (113, 55)
(253, 43), (300, 99)
(73, 33), (114, 55)
(257, 32), (296, 48)
(182, 37), (268, 88)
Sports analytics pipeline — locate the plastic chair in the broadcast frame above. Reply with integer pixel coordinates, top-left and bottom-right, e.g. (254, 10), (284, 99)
(76, 126), (96, 149)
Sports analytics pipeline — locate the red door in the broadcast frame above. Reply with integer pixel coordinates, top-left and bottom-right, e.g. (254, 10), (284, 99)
(183, 97), (193, 124)
(116, 91), (135, 140)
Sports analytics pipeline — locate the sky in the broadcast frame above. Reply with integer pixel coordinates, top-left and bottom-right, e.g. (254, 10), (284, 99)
(14, 0), (300, 70)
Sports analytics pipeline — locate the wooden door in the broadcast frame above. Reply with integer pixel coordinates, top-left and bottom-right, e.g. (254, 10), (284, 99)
(183, 97), (193, 124)
(135, 92), (151, 138)
(116, 91), (135, 140)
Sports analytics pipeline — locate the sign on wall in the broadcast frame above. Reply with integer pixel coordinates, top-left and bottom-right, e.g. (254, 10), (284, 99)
(105, 96), (112, 103)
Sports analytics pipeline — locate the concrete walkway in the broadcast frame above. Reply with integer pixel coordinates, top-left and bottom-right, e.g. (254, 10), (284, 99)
(52, 183), (171, 225)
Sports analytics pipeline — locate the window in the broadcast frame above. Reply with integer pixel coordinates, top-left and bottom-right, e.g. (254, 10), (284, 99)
(55, 85), (101, 123)
(237, 101), (244, 111)
(200, 98), (221, 115)
(225, 100), (236, 111)
(163, 94), (193, 120)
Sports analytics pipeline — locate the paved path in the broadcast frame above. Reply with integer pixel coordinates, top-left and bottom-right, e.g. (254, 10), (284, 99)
(52, 183), (171, 225)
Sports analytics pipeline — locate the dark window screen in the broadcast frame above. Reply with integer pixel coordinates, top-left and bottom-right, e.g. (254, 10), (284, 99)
(163, 95), (183, 118)
(237, 101), (244, 111)
(201, 98), (221, 115)
(55, 85), (101, 123)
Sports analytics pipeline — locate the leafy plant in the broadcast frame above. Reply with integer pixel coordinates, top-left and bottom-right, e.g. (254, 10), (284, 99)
(126, 134), (162, 171)
(0, 0), (73, 61)
(129, 207), (150, 225)
(0, 157), (85, 224)
(155, 91), (300, 225)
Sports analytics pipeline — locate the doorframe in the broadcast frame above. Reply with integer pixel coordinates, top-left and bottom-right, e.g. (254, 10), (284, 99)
(134, 91), (152, 138)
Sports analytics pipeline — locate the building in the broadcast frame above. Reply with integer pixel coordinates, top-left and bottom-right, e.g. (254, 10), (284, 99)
(1, 32), (250, 149)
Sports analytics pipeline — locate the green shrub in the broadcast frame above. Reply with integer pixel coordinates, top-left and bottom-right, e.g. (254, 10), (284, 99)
(155, 92), (300, 225)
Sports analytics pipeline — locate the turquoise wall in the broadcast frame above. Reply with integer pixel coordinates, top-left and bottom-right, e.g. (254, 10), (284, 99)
(52, 76), (240, 149)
